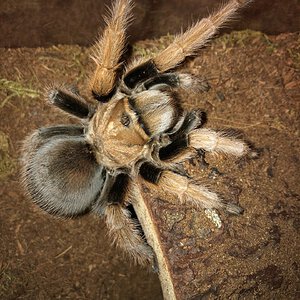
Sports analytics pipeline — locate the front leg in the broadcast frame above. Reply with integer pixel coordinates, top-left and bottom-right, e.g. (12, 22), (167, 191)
(90, 0), (133, 101)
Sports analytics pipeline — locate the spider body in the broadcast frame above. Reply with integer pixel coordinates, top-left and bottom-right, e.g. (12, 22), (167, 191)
(22, 0), (254, 265)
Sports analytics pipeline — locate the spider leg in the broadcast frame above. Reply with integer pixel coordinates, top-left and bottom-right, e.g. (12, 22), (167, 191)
(139, 163), (242, 214)
(155, 110), (204, 164)
(90, 0), (133, 102)
(21, 125), (105, 217)
(153, 0), (251, 72)
(135, 73), (210, 93)
(123, 0), (250, 90)
(157, 121), (251, 167)
(166, 109), (204, 138)
(188, 128), (251, 157)
(47, 85), (94, 119)
(104, 203), (154, 265)
(93, 173), (154, 265)
(92, 172), (130, 214)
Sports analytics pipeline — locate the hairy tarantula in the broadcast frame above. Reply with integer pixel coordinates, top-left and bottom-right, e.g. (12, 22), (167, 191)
(22, 0), (254, 265)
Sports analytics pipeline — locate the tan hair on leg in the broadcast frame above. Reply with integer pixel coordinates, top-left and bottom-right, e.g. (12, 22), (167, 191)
(104, 204), (154, 265)
(156, 170), (242, 214)
(188, 128), (250, 157)
(90, 0), (133, 97)
(154, 0), (251, 72)
(159, 170), (222, 209)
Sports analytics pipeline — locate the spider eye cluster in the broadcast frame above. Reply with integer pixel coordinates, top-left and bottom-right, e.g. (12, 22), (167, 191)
(121, 112), (131, 127)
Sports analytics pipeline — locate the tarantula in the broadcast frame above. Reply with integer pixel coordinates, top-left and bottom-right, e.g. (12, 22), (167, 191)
(22, 0), (254, 265)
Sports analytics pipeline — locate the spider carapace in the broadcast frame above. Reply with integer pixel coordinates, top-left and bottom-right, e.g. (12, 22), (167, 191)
(22, 0), (254, 265)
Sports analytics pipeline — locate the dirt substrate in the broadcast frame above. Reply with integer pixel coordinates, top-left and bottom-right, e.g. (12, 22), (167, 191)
(0, 31), (299, 299)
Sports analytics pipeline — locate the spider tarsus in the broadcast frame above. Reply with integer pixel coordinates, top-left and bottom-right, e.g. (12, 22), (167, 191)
(178, 74), (211, 92)
(225, 202), (244, 215)
(248, 146), (261, 159)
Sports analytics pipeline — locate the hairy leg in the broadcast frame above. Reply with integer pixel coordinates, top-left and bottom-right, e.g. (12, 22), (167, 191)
(188, 128), (251, 157)
(153, 0), (251, 72)
(90, 0), (133, 101)
(103, 203), (154, 265)
(139, 163), (242, 214)
(152, 110), (203, 166)
(92, 172), (154, 265)
(123, 0), (251, 81)
(157, 123), (253, 168)
(93, 172), (130, 214)
(46, 85), (94, 119)
(135, 73), (210, 93)
(123, 64), (209, 92)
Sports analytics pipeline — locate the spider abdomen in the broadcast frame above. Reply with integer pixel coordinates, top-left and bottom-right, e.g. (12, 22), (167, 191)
(22, 126), (106, 217)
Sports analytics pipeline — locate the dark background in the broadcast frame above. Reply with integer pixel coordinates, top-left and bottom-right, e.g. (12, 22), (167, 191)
(1, 0), (299, 48)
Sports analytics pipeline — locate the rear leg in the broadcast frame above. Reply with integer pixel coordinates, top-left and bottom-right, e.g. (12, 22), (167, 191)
(93, 172), (154, 265)
(104, 203), (154, 265)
